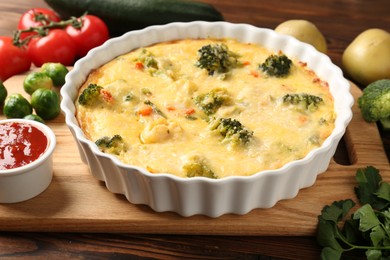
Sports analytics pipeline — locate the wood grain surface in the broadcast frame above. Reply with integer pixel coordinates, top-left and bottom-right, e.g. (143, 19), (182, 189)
(1, 74), (389, 236)
(0, 0), (389, 259)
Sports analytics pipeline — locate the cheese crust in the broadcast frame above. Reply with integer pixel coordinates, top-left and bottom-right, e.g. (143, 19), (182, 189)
(75, 38), (335, 178)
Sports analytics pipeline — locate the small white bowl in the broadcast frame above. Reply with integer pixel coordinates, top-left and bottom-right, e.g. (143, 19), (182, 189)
(61, 21), (353, 217)
(0, 119), (56, 203)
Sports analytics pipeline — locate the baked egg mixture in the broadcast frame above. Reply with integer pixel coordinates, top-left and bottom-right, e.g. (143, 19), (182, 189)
(75, 38), (335, 178)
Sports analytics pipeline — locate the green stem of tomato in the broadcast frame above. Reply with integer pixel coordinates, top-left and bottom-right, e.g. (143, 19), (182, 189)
(13, 13), (86, 47)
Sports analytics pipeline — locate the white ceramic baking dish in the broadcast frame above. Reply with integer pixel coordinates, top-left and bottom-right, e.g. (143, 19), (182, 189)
(61, 21), (353, 217)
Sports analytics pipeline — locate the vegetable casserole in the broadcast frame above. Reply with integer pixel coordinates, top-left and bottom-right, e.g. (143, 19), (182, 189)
(75, 38), (335, 179)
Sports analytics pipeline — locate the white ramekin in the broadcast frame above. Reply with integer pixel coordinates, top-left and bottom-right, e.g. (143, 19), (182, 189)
(61, 21), (353, 217)
(0, 119), (56, 203)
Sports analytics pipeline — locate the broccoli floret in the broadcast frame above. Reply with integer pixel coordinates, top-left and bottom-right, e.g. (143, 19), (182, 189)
(78, 83), (103, 106)
(358, 79), (390, 125)
(195, 43), (240, 77)
(380, 117), (390, 131)
(210, 117), (253, 146)
(260, 54), (292, 77)
(137, 49), (158, 69)
(95, 135), (127, 155)
(182, 154), (217, 178)
(194, 88), (231, 116)
(282, 93), (324, 112)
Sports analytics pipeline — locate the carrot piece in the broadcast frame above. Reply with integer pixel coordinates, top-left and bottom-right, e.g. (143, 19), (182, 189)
(184, 108), (195, 115)
(298, 115), (308, 124)
(135, 61), (144, 70)
(166, 105), (176, 111)
(250, 70), (259, 78)
(138, 106), (153, 116)
(101, 89), (114, 103)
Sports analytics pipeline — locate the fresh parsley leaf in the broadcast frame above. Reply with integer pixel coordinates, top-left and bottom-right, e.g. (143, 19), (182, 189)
(370, 225), (387, 247)
(317, 217), (344, 252)
(320, 199), (355, 223)
(343, 218), (360, 244)
(317, 199), (355, 258)
(355, 166), (382, 200)
(320, 246), (343, 260)
(355, 166), (390, 210)
(380, 209), (390, 231)
(366, 249), (382, 260)
(317, 166), (390, 259)
(353, 204), (381, 232)
(376, 182), (390, 202)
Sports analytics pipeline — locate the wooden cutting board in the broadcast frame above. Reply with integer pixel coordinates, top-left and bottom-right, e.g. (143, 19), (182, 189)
(0, 72), (389, 236)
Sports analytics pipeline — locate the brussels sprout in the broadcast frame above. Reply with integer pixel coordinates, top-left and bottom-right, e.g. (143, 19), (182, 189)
(3, 93), (32, 118)
(0, 81), (7, 104)
(31, 88), (61, 120)
(23, 71), (53, 95)
(24, 114), (45, 124)
(41, 62), (69, 87)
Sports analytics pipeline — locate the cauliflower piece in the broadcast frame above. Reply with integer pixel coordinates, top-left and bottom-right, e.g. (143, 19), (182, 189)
(140, 118), (181, 143)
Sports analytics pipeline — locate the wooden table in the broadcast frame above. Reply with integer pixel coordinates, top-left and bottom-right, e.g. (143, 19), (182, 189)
(0, 0), (389, 259)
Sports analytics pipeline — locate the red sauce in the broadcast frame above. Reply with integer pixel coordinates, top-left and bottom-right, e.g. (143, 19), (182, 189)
(0, 122), (48, 170)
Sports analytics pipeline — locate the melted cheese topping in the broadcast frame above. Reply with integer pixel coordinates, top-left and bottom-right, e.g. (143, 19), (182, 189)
(76, 38), (335, 178)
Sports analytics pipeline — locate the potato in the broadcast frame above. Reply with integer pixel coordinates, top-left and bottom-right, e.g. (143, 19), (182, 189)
(342, 28), (390, 86)
(275, 19), (327, 53)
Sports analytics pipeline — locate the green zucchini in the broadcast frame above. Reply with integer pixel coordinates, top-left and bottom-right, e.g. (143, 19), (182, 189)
(44, 0), (224, 36)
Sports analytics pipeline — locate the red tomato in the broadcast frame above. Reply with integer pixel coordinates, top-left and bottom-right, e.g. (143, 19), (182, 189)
(65, 15), (109, 57)
(0, 36), (31, 81)
(27, 29), (76, 67)
(17, 8), (61, 40)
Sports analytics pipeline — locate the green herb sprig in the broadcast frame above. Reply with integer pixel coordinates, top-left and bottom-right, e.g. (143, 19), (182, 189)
(317, 166), (390, 259)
